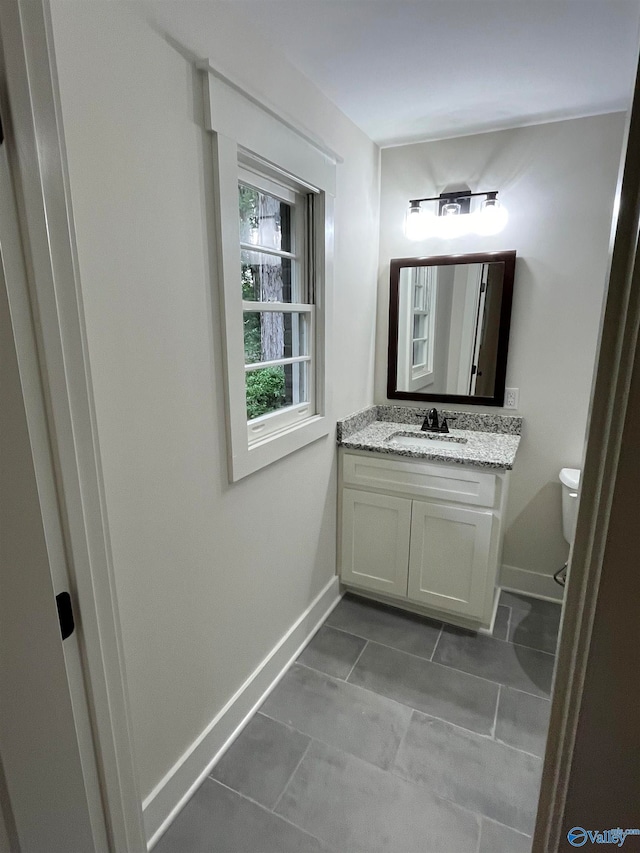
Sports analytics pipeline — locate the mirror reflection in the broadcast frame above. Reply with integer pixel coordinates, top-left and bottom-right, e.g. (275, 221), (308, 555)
(388, 251), (515, 406)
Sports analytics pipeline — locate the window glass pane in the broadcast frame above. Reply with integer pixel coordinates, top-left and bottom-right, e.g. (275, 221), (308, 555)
(244, 312), (309, 365)
(413, 340), (427, 368)
(241, 250), (298, 303)
(246, 363), (309, 421)
(413, 283), (425, 311)
(413, 314), (427, 340)
(239, 184), (292, 252)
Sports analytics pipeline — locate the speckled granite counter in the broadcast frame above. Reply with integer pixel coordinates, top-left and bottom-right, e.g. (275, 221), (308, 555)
(337, 406), (521, 470)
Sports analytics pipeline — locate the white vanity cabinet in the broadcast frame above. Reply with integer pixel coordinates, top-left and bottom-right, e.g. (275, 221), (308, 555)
(338, 449), (510, 631)
(341, 489), (412, 598)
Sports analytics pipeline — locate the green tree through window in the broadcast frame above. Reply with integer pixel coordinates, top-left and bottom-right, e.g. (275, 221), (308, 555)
(240, 184), (286, 419)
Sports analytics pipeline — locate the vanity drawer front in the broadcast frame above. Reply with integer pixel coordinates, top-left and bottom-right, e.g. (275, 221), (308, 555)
(342, 453), (497, 507)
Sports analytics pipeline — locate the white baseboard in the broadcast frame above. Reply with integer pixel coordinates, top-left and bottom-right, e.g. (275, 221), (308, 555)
(500, 564), (564, 603)
(144, 575), (341, 849)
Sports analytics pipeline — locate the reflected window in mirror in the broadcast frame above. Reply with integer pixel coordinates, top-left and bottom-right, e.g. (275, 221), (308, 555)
(388, 251), (516, 407)
(402, 265), (437, 391)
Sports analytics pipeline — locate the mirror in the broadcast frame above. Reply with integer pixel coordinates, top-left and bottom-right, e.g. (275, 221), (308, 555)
(387, 251), (516, 406)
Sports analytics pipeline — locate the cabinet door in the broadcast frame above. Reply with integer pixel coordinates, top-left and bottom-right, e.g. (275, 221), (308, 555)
(341, 488), (411, 597)
(408, 502), (494, 618)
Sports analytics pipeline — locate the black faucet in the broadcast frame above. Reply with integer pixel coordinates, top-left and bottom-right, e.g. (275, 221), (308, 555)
(421, 408), (456, 433)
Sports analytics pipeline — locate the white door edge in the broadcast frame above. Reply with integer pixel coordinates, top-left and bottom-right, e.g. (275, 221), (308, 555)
(0, 133), (108, 853)
(0, 1), (145, 850)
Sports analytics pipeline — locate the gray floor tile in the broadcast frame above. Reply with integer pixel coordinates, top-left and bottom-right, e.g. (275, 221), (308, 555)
(479, 818), (532, 853)
(492, 605), (511, 640)
(394, 711), (542, 835)
(154, 777), (331, 853)
(433, 627), (555, 698)
(509, 606), (561, 654)
(297, 625), (366, 679)
(348, 641), (499, 735)
(500, 590), (562, 620)
(325, 594), (442, 660)
(260, 663), (412, 770)
(276, 739), (480, 853)
(210, 713), (310, 809)
(495, 687), (551, 757)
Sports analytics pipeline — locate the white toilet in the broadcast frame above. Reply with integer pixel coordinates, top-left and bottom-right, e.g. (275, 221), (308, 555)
(559, 467), (581, 544)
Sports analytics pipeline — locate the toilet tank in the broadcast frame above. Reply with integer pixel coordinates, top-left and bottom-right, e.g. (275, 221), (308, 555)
(559, 467), (581, 544)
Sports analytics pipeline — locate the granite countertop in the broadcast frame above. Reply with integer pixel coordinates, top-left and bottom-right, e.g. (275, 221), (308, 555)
(337, 406), (522, 470)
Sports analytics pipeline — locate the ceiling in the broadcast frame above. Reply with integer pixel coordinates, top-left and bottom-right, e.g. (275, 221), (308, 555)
(230, 1), (640, 146)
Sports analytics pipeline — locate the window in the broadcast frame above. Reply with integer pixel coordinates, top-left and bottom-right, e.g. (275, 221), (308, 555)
(202, 65), (336, 481)
(239, 169), (315, 443)
(410, 266), (436, 383)
(397, 265), (436, 392)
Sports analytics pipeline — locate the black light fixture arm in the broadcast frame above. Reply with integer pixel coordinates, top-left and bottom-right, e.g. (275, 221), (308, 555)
(408, 190), (498, 207)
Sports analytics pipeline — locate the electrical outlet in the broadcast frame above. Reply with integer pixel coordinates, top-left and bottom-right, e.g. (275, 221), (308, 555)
(504, 388), (519, 409)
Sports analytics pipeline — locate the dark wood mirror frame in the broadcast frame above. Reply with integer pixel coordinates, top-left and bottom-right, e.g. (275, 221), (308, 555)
(387, 250), (516, 407)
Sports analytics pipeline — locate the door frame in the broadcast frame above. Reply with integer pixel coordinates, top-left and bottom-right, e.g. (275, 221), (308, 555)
(0, 122), (107, 853)
(533, 54), (640, 851)
(0, 1), (145, 850)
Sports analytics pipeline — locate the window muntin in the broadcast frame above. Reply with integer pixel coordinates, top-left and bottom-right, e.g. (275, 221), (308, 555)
(239, 170), (315, 440)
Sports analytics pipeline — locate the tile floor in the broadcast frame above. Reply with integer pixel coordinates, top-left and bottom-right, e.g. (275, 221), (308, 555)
(156, 590), (561, 853)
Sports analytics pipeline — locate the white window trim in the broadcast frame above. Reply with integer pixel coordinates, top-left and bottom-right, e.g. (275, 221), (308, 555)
(398, 266), (436, 393)
(409, 266), (436, 388)
(201, 64), (336, 481)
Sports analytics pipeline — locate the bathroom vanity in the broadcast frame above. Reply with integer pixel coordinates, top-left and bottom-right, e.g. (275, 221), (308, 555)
(336, 407), (521, 632)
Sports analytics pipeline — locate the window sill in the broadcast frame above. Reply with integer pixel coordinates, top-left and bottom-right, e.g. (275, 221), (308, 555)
(230, 415), (329, 481)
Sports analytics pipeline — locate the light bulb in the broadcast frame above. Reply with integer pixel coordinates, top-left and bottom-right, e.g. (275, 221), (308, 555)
(436, 202), (470, 238)
(404, 204), (435, 240)
(475, 198), (509, 235)
(441, 202), (461, 217)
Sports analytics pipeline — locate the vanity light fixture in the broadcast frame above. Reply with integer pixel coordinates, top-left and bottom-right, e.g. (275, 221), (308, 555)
(404, 190), (508, 240)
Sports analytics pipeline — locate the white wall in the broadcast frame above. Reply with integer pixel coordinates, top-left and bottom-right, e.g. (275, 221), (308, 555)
(376, 114), (626, 595)
(48, 0), (379, 827)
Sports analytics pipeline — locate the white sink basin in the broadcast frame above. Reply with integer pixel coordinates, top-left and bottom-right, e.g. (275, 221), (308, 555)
(386, 432), (467, 451)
